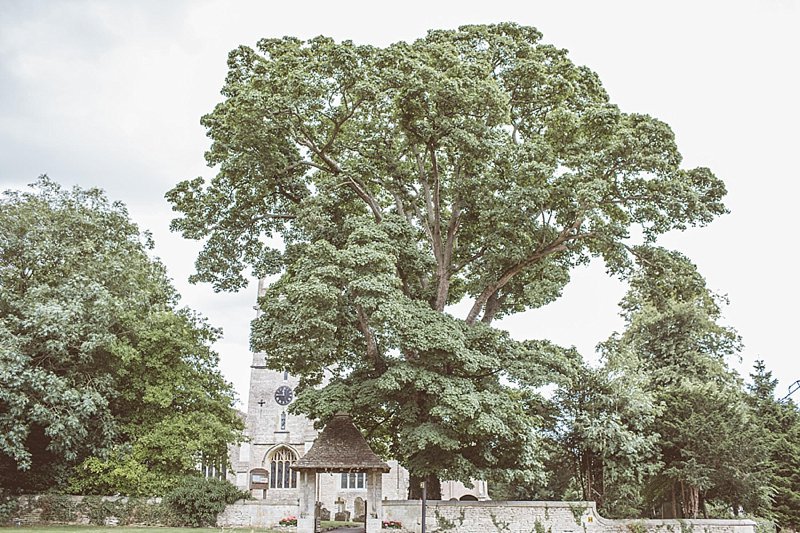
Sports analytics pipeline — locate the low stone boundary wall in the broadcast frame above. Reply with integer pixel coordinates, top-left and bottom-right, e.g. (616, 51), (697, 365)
(6, 495), (163, 527)
(216, 500), (297, 528)
(381, 500), (757, 533)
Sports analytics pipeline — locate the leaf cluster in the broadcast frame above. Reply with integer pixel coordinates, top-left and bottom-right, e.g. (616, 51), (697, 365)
(0, 177), (243, 494)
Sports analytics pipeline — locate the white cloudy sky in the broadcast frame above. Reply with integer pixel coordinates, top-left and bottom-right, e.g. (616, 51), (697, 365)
(1, 0), (798, 407)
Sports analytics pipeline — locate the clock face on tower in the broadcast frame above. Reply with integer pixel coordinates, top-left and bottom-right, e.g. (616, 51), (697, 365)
(274, 386), (293, 406)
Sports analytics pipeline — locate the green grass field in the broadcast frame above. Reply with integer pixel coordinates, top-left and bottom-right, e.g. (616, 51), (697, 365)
(6, 526), (275, 533)
(5, 521), (365, 532)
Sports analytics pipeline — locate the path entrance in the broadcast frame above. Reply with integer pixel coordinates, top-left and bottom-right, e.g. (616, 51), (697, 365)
(292, 412), (391, 533)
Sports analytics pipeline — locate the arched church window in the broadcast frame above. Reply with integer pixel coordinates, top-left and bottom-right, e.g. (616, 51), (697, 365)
(280, 411), (287, 431)
(283, 370), (288, 381)
(268, 447), (297, 489)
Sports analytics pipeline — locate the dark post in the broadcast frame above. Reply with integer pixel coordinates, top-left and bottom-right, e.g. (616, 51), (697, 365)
(421, 481), (427, 533)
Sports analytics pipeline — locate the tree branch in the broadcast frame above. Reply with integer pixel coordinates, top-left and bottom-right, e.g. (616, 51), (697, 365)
(452, 245), (487, 274)
(355, 305), (386, 374)
(465, 216), (585, 325)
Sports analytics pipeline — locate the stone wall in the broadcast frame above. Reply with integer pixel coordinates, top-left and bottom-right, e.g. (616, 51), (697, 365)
(381, 500), (757, 533)
(6, 495), (163, 527)
(216, 500), (297, 528)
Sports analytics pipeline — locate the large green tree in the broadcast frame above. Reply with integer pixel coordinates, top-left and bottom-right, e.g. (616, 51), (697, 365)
(606, 247), (768, 518)
(0, 177), (242, 494)
(747, 361), (800, 530)
(167, 23), (727, 495)
(548, 347), (661, 517)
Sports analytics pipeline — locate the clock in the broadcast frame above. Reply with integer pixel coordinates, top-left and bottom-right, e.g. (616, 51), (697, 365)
(274, 385), (293, 406)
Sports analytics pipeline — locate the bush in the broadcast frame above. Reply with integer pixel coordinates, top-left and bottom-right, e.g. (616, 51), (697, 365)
(162, 476), (248, 527)
(383, 520), (403, 529)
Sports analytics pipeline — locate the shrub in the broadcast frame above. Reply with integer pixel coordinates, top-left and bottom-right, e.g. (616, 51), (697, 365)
(162, 476), (248, 527)
(383, 519), (403, 529)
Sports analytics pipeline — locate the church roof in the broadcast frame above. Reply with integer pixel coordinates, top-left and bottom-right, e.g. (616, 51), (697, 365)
(293, 412), (390, 472)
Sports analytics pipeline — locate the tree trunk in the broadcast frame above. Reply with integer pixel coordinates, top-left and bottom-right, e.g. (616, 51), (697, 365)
(678, 481), (699, 519)
(408, 474), (442, 500)
(686, 485), (700, 519)
(671, 482), (677, 519)
(583, 456), (593, 502)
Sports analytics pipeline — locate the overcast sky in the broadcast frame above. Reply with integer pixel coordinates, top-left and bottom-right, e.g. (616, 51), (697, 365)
(1, 0), (798, 407)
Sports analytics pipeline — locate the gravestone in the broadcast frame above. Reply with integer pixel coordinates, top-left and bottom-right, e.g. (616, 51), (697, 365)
(354, 497), (366, 522)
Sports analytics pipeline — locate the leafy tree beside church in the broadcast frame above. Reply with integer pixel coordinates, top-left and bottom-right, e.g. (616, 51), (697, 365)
(747, 361), (800, 530)
(602, 248), (769, 518)
(0, 177), (243, 495)
(167, 23), (728, 496)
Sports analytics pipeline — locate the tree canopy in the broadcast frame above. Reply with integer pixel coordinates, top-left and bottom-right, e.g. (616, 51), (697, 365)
(599, 248), (768, 518)
(748, 362), (800, 530)
(167, 23), (728, 494)
(0, 177), (242, 494)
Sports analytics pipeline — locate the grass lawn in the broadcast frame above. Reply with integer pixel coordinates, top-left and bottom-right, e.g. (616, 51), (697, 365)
(6, 522), (364, 532)
(5, 526), (276, 533)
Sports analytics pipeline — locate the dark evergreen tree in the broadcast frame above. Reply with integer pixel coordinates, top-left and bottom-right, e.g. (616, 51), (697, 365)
(748, 361), (800, 530)
(608, 247), (769, 518)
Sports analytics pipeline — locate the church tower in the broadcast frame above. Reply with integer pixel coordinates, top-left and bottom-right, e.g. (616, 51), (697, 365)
(232, 280), (317, 502)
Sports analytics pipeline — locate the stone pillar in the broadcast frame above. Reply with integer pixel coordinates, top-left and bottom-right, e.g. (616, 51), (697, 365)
(297, 469), (317, 533)
(366, 469), (383, 533)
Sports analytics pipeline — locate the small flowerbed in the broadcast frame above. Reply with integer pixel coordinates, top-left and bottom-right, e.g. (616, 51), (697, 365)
(382, 519), (403, 529)
(279, 515), (298, 526)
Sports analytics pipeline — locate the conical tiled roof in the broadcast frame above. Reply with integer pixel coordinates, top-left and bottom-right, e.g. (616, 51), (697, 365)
(293, 412), (390, 472)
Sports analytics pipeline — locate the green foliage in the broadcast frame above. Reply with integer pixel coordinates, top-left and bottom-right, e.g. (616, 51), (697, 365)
(168, 24), (727, 488)
(752, 518), (777, 533)
(161, 476), (248, 527)
(434, 509), (458, 531)
(547, 348), (661, 517)
(81, 496), (123, 525)
(568, 503), (588, 525)
(0, 177), (242, 494)
(490, 511), (511, 531)
(607, 249), (767, 518)
(0, 489), (19, 524)
(747, 362), (800, 530)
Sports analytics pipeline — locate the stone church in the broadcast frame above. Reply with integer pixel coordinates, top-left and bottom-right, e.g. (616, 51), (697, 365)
(226, 282), (488, 518)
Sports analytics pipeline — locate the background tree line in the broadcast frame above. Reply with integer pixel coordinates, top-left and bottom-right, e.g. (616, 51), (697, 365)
(488, 248), (800, 530)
